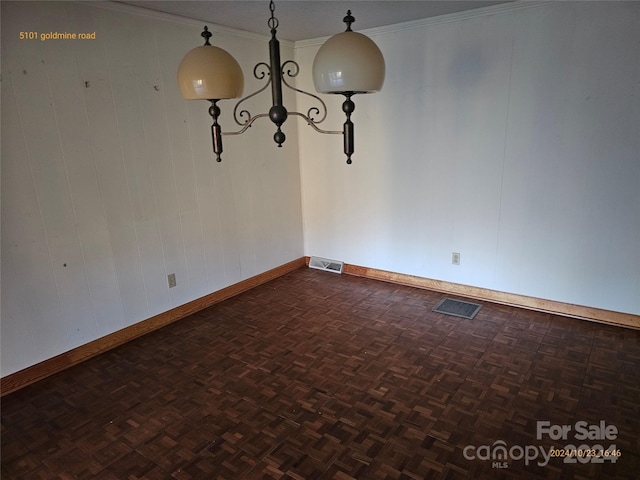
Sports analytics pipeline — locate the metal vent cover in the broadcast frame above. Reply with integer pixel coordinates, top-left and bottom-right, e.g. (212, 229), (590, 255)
(432, 298), (482, 319)
(309, 256), (344, 274)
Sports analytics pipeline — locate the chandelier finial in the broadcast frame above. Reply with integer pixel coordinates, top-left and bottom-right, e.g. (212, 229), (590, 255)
(343, 10), (355, 32)
(201, 26), (212, 46)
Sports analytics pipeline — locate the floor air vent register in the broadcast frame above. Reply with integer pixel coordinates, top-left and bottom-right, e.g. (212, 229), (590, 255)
(432, 298), (482, 319)
(308, 256), (344, 274)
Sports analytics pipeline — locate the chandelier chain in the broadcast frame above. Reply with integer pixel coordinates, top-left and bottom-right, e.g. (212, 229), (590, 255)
(268, 0), (279, 31)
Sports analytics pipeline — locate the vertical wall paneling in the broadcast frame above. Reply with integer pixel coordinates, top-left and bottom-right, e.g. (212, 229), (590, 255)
(295, 1), (640, 316)
(3, 0), (637, 378)
(1, 2), (304, 376)
(3, 4), (84, 358)
(1, 61), (45, 370)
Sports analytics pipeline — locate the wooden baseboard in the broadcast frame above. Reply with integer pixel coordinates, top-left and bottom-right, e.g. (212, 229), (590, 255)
(341, 262), (639, 330)
(4, 257), (636, 396)
(0, 258), (306, 397)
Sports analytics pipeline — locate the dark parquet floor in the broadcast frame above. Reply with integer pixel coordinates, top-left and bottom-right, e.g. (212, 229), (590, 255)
(2, 268), (639, 479)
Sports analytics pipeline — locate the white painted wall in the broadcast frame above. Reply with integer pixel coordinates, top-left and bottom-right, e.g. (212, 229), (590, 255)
(2, 1), (639, 378)
(1, 2), (304, 376)
(295, 2), (640, 315)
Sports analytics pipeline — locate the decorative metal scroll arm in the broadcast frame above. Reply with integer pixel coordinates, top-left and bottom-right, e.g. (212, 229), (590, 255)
(214, 99), (357, 164)
(232, 62), (271, 127)
(281, 60), (330, 125)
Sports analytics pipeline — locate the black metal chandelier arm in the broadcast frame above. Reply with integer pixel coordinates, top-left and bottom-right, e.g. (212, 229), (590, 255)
(288, 112), (342, 135)
(221, 113), (270, 136)
(289, 108), (354, 165)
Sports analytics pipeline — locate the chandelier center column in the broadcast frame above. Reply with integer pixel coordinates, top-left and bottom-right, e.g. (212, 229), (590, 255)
(267, 0), (287, 146)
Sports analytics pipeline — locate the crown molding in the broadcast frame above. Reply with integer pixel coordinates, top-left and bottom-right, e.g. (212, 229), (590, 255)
(83, 1), (293, 46)
(295, 1), (558, 48)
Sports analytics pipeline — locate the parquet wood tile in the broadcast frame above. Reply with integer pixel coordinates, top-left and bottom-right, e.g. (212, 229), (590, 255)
(2, 268), (639, 479)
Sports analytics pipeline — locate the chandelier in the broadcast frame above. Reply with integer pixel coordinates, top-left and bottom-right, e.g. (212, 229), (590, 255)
(177, 0), (385, 164)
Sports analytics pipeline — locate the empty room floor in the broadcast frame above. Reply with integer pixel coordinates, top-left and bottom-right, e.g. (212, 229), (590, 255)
(2, 267), (639, 479)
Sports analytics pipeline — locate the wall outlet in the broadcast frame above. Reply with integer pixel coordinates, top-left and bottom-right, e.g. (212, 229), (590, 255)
(452, 252), (461, 265)
(168, 273), (177, 288)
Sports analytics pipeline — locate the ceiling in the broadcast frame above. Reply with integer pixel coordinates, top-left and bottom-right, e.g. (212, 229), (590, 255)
(117, 1), (510, 42)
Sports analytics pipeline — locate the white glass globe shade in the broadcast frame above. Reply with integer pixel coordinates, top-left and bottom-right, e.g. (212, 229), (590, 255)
(313, 31), (385, 94)
(177, 45), (244, 100)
